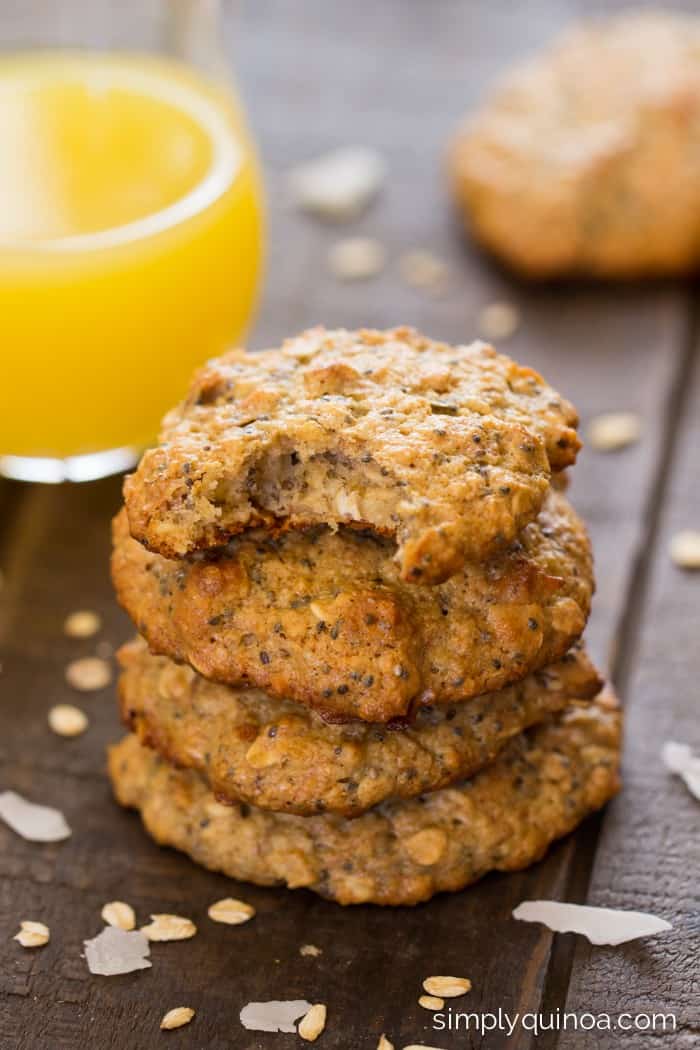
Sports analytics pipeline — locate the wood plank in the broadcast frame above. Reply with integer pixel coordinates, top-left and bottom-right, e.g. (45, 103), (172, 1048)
(554, 328), (700, 1048)
(0, 2), (696, 1048)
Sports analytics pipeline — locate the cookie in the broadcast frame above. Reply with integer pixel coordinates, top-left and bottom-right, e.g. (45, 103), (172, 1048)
(109, 689), (621, 906)
(449, 12), (700, 277)
(119, 636), (601, 817)
(123, 327), (579, 583)
(112, 488), (593, 722)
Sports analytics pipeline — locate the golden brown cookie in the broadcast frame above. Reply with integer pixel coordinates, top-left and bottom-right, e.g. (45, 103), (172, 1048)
(109, 689), (621, 906)
(124, 327), (579, 583)
(118, 637), (601, 817)
(449, 12), (700, 277)
(112, 488), (593, 723)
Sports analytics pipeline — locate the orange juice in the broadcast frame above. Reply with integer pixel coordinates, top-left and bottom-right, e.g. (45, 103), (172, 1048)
(0, 51), (263, 468)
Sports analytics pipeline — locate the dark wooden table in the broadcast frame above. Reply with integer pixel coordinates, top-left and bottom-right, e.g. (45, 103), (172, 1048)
(1, 2), (699, 1047)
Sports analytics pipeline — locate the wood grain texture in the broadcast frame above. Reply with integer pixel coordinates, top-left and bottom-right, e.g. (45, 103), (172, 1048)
(557, 318), (700, 1048)
(0, 2), (698, 1048)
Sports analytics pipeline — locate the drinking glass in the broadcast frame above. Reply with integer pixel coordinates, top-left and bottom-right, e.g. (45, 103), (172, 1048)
(0, 0), (264, 481)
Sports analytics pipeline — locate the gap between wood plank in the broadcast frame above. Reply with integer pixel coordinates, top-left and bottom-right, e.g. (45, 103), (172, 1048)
(0, 481), (31, 553)
(535, 286), (700, 1050)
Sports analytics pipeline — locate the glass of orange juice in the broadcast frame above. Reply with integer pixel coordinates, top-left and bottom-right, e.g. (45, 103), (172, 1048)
(0, 0), (264, 482)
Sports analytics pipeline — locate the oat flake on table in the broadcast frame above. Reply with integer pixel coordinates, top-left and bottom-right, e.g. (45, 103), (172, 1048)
(101, 901), (136, 931)
(140, 914), (196, 941)
(48, 704), (88, 737)
(422, 976), (471, 998)
(418, 995), (444, 1010)
(298, 1003), (327, 1042)
(65, 656), (112, 691)
(478, 301), (520, 341)
(207, 897), (255, 925)
(669, 530), (700, 570)
(587, 411), (641, 452)
(14, 921), (50, 948)
(160, 1007), (195, 1030)
(328, 236), (386, 280)
(399, 250), (449, 294)
(64, 610), (102, 638)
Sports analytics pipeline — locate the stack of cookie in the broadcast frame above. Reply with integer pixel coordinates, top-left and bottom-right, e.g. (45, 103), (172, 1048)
(109, 327), (620, 906)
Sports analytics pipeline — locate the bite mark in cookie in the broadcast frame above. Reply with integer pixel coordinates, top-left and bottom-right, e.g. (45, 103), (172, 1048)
(124, 327), (579, 583)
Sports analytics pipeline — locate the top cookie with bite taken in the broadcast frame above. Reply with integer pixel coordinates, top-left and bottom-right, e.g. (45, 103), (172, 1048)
(124, 326), (579, 584)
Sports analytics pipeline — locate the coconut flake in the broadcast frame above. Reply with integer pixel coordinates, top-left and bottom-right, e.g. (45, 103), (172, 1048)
(240, 1000), (312, 1033)
(289, 147), (385, 220)
(0, 791), (71, 842)
(84, 926), (151, 976)
(662, 740), (700, 800)
(513, 901), (671, 945)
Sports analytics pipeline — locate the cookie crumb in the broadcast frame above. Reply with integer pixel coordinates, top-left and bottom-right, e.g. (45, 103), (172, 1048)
(64, 610), (101, 638)
(102, 901), (136, 931)
(670, 530), (700, 570)
(478, 301), (520, 341)
(65, 656), (112, 692)
(587, 412), (641, 452)
(298, 1003), (327, 1041)
(328, 237), (386, 280)
(207, 897), (255, 925)
(300, 943), (322, 957)
(14, 921), (49, 948)
(140, 914), (197, 942)
(418, 995), (445, 1010)
(399, 251), (449, 294)
(48, 704), (88, 737)
(422, 976), (471, 998)
(160, 1007), (195, 1031)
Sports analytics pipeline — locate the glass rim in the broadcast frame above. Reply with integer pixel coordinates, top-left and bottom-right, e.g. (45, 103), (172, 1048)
(0, 47), (242, 254)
